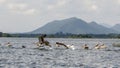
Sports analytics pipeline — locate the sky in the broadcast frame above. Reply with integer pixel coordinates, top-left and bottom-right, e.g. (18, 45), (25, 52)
(0, 0), (120, 33)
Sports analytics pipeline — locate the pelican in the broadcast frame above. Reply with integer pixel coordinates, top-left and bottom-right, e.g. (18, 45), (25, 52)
(35, 42), (44, 47)
(112, 43), (120, 47)
(66, 44), (75, 50)
(56, 42), (69, 49)
(100, 44), (107, 49)
(94, 44), (100, 49)
(22, 45), (26, 48)
(94, 44), (107, 49)
(82, 44), (89, 49)
(38, 34), (51, 47)
(6, 42), (12, 47)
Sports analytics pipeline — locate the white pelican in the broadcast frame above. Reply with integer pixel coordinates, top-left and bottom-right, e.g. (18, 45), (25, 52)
(112, 43), (120, 47)
(82, 44), (89, 50)
(66, 44), (75, 50)
(100, 44), (107, 49)
(6, 42), (12, 47)
(94, 44), (107, 49)
(38, 34), (51, 47)
(94, 44), (100, 49)
(56, 42), (69, 49)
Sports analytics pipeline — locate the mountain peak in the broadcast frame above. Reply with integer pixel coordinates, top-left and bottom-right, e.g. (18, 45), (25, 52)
(69, 17), (79, 19)
(111, 24), (120, 32)
(30, 17), (119, 34)
(63, 17), (80, 21)
(62, 17), (87, 25)
(114, 24), (120, 26)
(90, 21), (97, 25)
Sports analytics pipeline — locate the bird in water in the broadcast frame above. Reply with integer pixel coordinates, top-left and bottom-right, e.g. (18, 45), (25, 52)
(6, 42), (12, 47)
(22, 45), (26, 48)
(82, 44), (89, 50)
(56, 42), (69, 49)
(38, 34), (51, 47)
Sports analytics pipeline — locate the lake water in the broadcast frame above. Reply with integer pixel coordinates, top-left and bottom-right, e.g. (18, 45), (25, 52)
(0, 38), (120, 68)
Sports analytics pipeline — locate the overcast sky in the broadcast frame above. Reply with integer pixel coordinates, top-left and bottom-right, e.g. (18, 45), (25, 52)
(0, 0), (120, 33)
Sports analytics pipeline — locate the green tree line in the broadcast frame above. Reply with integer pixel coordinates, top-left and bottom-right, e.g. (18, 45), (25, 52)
(0, 32), (120, 38)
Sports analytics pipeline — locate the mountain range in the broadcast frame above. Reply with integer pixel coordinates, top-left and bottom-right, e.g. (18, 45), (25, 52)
(29, 17), (120, 34)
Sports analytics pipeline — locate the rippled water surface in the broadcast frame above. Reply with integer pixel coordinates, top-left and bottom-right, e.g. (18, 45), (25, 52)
(0, 38), (120, 68)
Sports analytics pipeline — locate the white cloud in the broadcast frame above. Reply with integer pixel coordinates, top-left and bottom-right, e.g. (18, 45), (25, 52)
(91, 4), (98, 10)
(118, 0), (120, 4)
(8, 3), (27, 10)
(83, 0), (98, 11)
(57, 0), (66, 6)
(7, 3), (38, 15)
(0, 0), (120, 32)
(47, 5), (54, 10)
(0, 0), (6, 3)
(47, 0), (67, 10)
(23, 9), (37, 15)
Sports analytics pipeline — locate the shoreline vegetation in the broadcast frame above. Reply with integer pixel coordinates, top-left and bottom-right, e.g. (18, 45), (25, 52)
(0, 32), (120, 38)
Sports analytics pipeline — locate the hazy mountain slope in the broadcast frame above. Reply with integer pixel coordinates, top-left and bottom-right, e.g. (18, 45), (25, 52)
(111, 24), (120, 33)
(30, 17), (118, 34)
(89, 22), (117, 34)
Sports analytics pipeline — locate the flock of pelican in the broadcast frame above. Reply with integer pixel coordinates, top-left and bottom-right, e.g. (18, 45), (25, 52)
(0, 42), (26, 48)
(0, 34), (107, 50)
(82, 43), (107, 50)
(35, 41), (107, 50)
(0, 41), (107, 50)
(34, 34), (107, 50)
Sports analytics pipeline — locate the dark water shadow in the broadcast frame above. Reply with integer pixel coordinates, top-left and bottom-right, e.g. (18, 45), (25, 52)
(54, 47), (68, 50)
(33, 47), (52, 51)
(104, 49), (120, 52)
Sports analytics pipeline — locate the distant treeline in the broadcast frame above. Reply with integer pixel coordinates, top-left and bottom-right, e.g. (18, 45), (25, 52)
(0, 32), (120, 38)
(0, 32), (12, 37)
